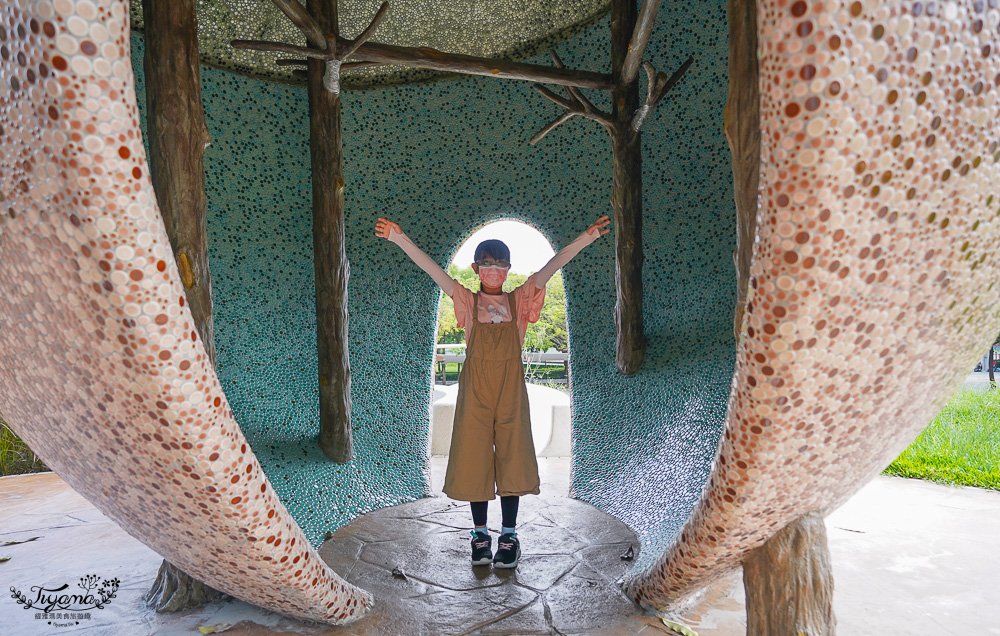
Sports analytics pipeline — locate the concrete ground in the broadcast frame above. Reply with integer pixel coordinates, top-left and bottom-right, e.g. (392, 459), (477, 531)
(1, 458), (998, 635)
(961, 370), (998, 391)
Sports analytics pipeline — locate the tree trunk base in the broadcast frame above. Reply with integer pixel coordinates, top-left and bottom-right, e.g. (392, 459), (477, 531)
(318, 430), (352, 463)
(144, 560), (227, 612)
(743, 512), (836, 636)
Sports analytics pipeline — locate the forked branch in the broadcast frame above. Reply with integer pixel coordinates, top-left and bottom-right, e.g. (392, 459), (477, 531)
(270, 0), (327, 49)
(340, 2), (390, 60)
(528, 51), (613, 144)
(631, 55), (693, 131)
(233, 2), (613, 91)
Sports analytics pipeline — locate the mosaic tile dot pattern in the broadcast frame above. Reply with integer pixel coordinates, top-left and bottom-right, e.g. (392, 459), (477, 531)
(124, 1), (738, 586)
(623, 0), (1000, 611)
(140, 0), (731, 597)
(128, 0), (609, 89)
(0, 0), (370, 624)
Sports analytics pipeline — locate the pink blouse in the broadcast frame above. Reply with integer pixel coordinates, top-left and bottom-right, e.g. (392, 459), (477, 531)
(450, 275), (546, 347)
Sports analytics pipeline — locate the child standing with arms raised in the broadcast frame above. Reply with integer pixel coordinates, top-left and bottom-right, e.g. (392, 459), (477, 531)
(374, 215), (610, 568)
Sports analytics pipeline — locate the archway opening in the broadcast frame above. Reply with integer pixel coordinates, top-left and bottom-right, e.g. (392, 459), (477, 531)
(429, 220), (573, 462)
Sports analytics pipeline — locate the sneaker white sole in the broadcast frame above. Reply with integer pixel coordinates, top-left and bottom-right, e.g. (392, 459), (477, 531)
(471, 557), (492, 566)
(492, 548), (520, 569)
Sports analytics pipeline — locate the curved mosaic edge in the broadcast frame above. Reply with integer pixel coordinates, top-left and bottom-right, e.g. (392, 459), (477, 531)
(624, 0), (1000, 610)
(0, 0), (371, 624)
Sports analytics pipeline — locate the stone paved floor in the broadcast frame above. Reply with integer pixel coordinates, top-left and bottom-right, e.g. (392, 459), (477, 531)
(2, 458), (999, 635)
(314, 459), (667, 635)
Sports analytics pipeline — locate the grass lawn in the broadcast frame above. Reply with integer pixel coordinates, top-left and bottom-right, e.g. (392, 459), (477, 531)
(0, 416), (48, 476)
(884, 388), (1000, 491)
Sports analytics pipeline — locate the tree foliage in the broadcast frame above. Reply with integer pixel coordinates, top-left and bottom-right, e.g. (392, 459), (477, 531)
(436, 265), (568, 352)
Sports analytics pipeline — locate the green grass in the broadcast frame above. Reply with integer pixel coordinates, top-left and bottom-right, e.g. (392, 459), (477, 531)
(884, 388), (1000, 491)
(0, 416), (48, 477)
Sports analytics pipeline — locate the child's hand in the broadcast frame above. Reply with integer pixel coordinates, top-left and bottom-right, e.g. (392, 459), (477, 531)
(375, 217), (402, 240)
(586, 215), (611, 238)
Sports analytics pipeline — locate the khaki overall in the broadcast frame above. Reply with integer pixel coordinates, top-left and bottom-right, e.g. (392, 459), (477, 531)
(443, 291), (540, 501)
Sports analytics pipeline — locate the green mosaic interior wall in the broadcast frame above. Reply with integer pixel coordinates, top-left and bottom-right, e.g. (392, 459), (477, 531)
(131, 0), (735, 572)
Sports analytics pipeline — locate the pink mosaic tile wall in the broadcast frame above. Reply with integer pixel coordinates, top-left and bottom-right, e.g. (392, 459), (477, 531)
(0, 0), (370, 624)
(624, 0), (1000, 610)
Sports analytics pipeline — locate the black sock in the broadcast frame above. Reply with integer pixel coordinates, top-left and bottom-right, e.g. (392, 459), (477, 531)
(500, 496), (519, 529)
(470, 501), (488, 529)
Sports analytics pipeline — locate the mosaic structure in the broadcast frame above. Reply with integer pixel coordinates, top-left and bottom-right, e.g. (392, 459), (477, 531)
(2, 0), (998, 626)
(624, 0), (1000, 610)
(129, 0), (610, 88)
(0, 0), (370, 623)
(129, 0), (733, 573)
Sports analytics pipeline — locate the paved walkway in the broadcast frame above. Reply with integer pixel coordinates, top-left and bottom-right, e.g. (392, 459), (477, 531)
(1, 459), (998, 635)
(961, 370), (998, 391)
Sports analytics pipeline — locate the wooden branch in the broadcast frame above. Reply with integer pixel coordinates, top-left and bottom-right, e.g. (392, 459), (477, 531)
(294, 63), (381, 81)
(642, 61), (658, 103)
(533, 84), (612, 127)
(276, 58), (309, 66)
(270, 0), (327, 49)
(232, 39), (328, 59)
(234, 30), (611, 90)
(621, 0), (664, 85)
(631, 56), (693, 131)
(343, 38), (614, 89)
(533, 83), (576, 111)
(549, 49), (609, 122)
(529, 111), (576, 145)
(651, 55), (693, 105)
(339, 1), (389, 61)
(342, 60), (383, 70)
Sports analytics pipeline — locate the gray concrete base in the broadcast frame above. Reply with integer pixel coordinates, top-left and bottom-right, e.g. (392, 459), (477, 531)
(1, 460), (998, 635)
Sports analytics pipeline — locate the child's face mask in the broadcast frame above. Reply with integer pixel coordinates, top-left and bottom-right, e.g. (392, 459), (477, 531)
(478, 266), (508, 288)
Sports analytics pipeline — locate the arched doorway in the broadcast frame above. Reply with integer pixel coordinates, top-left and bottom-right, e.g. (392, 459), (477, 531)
(429, 220), (573, 460)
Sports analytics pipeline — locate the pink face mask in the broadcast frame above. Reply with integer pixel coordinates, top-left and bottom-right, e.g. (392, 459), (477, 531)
(478, 266), (508, 288)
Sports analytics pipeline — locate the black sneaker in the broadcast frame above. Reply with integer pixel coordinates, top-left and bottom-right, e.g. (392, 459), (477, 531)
(493, 533), (520, 569)
(470, 531), (492, 566)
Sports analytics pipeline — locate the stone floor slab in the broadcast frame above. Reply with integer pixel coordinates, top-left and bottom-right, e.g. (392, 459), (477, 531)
(2, 462), (999, 635)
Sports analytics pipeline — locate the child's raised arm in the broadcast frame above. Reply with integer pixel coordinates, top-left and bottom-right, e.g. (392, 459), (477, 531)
(533, 216), (611, 289)
(375, 217), (455, 295)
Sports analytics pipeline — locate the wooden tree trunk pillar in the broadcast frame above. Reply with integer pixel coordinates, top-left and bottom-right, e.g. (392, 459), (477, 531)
(610, 0), (647, 376)
(743, 512), (837, 636)
(141, 0), (225, 611)
(989, 342), (995, 386)
(309, 0), (353, 463)
(725, 0), (761, 339)
(143, 0), (215, 364)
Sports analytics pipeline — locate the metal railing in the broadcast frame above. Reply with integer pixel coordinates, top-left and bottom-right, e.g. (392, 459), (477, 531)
(434, 345), (569, 384)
